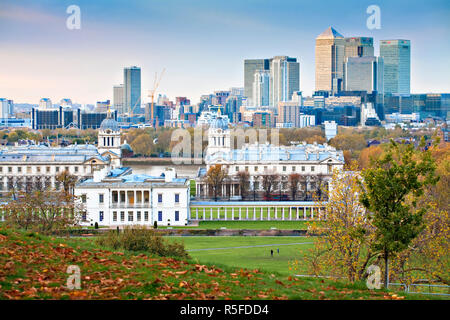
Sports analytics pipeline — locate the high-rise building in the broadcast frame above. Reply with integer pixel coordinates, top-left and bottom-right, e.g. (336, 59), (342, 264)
(344, 37), (374, 60)
(253, 70), (270, 107)
(270, 56), (300, 108)
(315, 27), (345, 94)
(277, 101), (301, 127)
(39, 98), (52, 109)
(0, 98), (13, 119)
(344, 56), (384, 94)
(123, 66), (141, 114)
(380, 40), (411, 95)
(244, 59), (271, 103)
(113, 85), (124, 114)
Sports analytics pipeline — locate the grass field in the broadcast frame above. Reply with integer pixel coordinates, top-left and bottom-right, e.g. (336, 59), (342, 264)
(0, 226), (441, 300)
(160, 220), (316, 230)
(168, 236), (315, 275)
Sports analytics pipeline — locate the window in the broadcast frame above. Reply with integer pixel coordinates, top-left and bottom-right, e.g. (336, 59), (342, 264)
(128, 211), (133, 222)
(175, 194), (179, 203)
(82, 211), (87, 221)
(301, 166), (305, 172)
(8, 167), (12, 173)
(65, 166), (69, 172)
(46, 167), (50, 173)
(264, 166), (267, 171)
(81, 194), (87, 203)
(175, 211), (179, 222)
(254, 166), (258, 172)
(0, 167), (2, 172)
(158, 194), (162, 203)
(99, 194), (104, 203)
(75, 166), (79, 173)
(37, 167), (41, 173)
(283, 166), (286, 172)
(120, 211), (125, 221)
(292, 166), (296, 172)
(17, 167), (22, 173)
(55, 167), (60, 172)
(113, 211), (117, 221)
(311, 166), (315, 172)
(99, 211), (104, 222)
(158, 211), (162, 222)
(236, 166), (239, 172)
(27, 166), (32, 173)
(144, 211), (149, 221)
(137, 211), (141, 221)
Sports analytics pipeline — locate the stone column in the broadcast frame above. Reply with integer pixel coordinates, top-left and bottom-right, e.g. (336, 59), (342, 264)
(196, 208), (198, 220)
(304, 207), (306, 220)
(239, 207), (241, 220)
(290, 207), (292, 220)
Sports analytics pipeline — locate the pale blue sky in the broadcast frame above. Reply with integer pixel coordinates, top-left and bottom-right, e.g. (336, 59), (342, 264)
(0, 0), (449, 104)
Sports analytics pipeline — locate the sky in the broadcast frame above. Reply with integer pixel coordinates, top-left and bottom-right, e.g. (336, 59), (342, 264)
(0, 0), (449, 105)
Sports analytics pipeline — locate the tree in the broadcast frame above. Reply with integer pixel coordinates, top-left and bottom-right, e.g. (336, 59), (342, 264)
(2, 188), (82, 234)
(261, 171), (279, 199)
(358, 145), (384, 169)
(237, 171), (250, 200)
(360, 140), (438, 288)
(292, 165), (377, 282)
(288, 173), (301, 200)
(130, 133), (153, 156)
(56, 170), (78, 195)
(204, 165), (227, 201)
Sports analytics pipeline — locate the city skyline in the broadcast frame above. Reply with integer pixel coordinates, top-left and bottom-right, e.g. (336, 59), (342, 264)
(1, 0), (449, 104)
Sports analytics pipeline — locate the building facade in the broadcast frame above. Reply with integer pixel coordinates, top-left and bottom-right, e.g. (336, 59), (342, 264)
(0, 115), (122, 197)
(380, 40), (411, 95)
(344, 56), (384, 94)
(75, 167), (190, 226)
(196, 116), (344, 199)
(315, 27), (345, 94)
(124, 66), (141, 114)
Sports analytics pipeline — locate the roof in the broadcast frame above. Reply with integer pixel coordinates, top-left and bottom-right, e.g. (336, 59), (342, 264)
(206, 142), (345, 164)
(100, 118), (120, 132)
(77, 173), (188, 188)
(0, 144), (110, 164)
(317, 27), (344, 39)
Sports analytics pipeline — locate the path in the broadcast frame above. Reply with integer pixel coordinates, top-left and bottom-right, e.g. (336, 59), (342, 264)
(187, 242), (313, 252)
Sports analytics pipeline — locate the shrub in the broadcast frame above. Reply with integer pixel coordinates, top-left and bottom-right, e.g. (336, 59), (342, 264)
(94, 222), (99, 229)
(153, 221), (157, 229)
(96, 226), (188, 258)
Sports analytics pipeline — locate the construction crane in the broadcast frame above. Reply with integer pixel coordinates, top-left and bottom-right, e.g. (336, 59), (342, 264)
(146, 68), (165, 125)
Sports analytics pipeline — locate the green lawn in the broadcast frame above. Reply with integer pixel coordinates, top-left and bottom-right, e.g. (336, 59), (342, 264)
(167, 236), (315, 276)
(191, 207), (318, 220)
(0, 226), (441, 300)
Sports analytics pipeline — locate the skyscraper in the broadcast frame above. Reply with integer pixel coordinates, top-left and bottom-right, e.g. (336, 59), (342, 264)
(252, 70), (270, 107)
(113, 85), (124, 114)
(270, 56), (300, 107)
(244, 59), (270, 103)
(344, 56), (384, 94)
(315, 27), (345, 94)
(380, 40), (411, 95)
(343, 37), (374, 60)
(123, 66), (141, 114)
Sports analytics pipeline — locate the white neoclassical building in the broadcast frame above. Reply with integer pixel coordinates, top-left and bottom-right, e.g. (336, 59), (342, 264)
(75, 167), (190, 227)
(0, 112), (122, 196)
(195, 114), (345, 199)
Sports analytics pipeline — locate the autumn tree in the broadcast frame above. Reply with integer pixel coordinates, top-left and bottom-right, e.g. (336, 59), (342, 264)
(2, 188), (82, 234)
(358, 145), (384, 169)
(56, 170), (78, 195)
(288, 173), (301, 200)
(204, 165), (227, 201)
(360, 140), (438, 288)
(292, 165), (377, 282)
(261, 170), (279, 199)
(130, 133), (153, 156)
(237, 171), (250, 200)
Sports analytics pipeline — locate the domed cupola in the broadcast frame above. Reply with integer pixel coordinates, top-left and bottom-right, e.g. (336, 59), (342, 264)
(98, 107), (122, 168)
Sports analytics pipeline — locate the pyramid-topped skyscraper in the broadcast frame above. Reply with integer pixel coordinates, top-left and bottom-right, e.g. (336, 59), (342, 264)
(315, 26), (345, 94)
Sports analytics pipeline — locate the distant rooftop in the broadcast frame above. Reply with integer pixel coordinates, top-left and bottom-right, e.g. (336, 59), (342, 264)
(317, 26), (344, 39)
